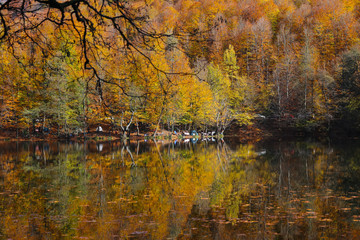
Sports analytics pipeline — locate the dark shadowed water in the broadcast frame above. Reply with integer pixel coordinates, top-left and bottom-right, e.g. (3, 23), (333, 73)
(1, 138), (360, 239)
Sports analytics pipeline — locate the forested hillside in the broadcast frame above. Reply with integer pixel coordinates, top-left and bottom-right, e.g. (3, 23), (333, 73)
(1, 0), (360, 136)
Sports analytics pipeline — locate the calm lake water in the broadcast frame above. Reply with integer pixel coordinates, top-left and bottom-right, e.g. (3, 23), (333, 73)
(1, 138), (360, 239)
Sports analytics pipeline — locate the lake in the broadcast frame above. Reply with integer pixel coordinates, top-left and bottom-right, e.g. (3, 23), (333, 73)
(0, 138), (360, 239)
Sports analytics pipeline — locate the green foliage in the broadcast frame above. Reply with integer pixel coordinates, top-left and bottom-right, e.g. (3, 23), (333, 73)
(206, 45), (254, 133)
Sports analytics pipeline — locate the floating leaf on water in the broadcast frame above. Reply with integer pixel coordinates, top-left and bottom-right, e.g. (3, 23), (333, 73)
(323, 196), (336, 199)
(237, 234), (247, 237)
(321, 218), (333, 222)
(341, 208), (351, 211)
(266, 221), (278, 226)
(81, 219), (96, 223)
(339, 196), (353, 201)
(130, 231), (148, 235)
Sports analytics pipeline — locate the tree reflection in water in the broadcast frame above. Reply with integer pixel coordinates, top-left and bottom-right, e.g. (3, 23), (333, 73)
(0, 139), (360, 239)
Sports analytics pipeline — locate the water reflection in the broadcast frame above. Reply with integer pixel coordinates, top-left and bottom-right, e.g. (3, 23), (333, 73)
(0, 139), (360, 239)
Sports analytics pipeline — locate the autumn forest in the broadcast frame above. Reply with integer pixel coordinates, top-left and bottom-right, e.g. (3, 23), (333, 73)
(1, 0), (360, 137)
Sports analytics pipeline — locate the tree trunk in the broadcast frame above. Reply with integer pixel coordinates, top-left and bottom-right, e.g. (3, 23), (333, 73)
(304, 75), (307, 111)
(122, 130), (127, 140)
(120, 111), (134, 139)
(43, 115), (46, 130)
(153, 101), (165, 136)
(136, 120), (140, 136)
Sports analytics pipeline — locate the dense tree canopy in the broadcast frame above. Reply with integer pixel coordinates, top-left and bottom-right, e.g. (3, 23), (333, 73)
(1, 0), (360, 135)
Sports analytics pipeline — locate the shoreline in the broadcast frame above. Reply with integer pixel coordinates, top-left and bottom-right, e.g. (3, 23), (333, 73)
(1, 133), (359, 143)
(0, 132), (224, 142)
(0, 120), (359, 143)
